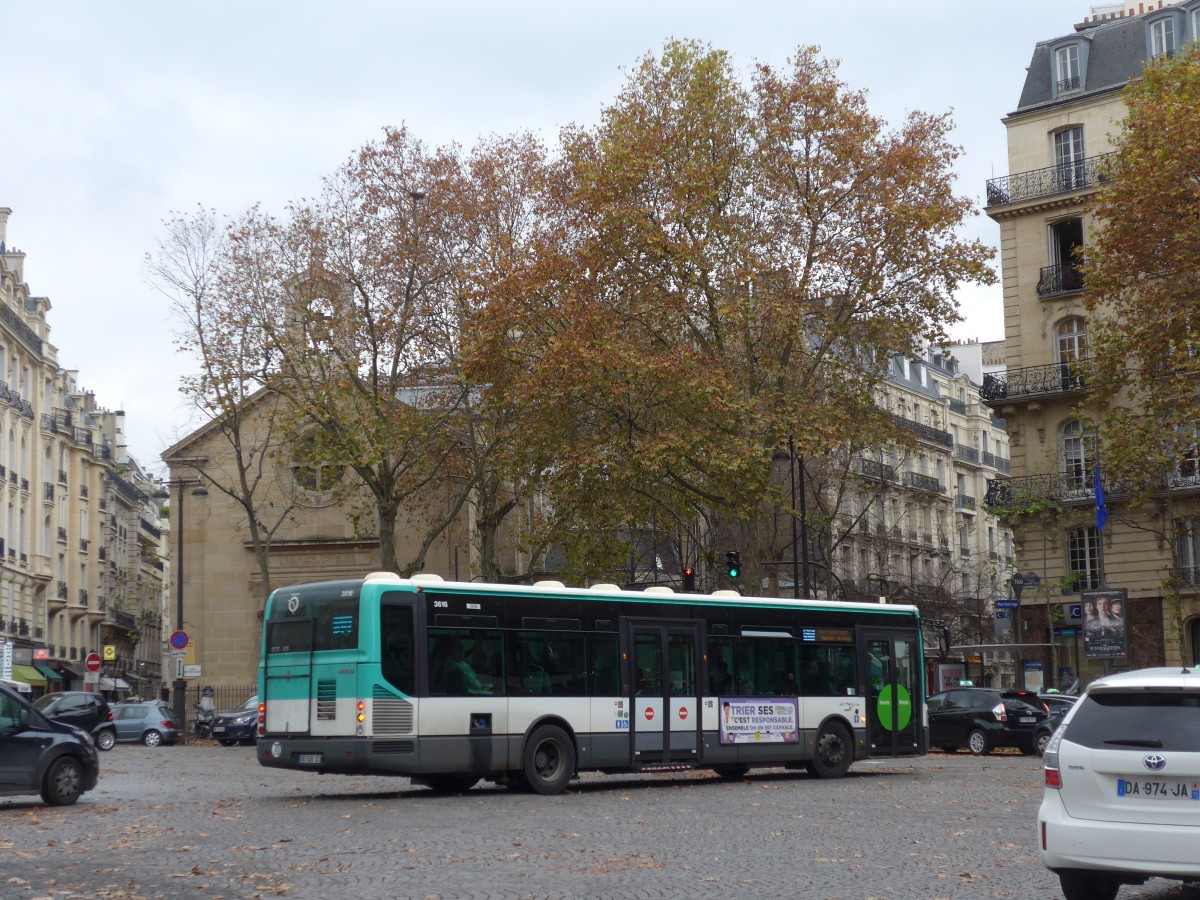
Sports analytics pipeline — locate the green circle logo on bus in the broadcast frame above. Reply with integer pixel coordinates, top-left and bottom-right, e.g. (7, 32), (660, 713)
(875, 684), (912, 731)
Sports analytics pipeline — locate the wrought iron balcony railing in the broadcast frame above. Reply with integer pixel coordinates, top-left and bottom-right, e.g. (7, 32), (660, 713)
(1056, 75), (1080, 93)
(955, 445), (979, 465)
(982, 451), (1011, 473)
(986, 152), (1114, 207)
(903, 471), (942, 494)
(860, 458), (895, 482)
(888, 412), (953, 448)
(980, 363), (1087, 404)
(1037, 262), (1085, 297)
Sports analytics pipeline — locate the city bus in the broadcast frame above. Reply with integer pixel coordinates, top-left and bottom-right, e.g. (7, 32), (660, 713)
(256, 572), (927, 794)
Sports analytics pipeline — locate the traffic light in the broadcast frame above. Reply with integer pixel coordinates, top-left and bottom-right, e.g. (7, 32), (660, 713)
(725, 550), (741, 579)
(682, 567), (696, 593)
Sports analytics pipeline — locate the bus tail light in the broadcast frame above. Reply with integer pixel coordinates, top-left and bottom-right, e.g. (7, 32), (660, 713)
(257, 701), (266, 737)
(356, 699), (366, 736)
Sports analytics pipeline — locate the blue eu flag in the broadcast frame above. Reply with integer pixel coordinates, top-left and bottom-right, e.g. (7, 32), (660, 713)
(1094, 465), (1108, 533)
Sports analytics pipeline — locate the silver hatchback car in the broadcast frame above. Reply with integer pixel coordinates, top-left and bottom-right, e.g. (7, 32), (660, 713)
(1039, 667), (1200, 900)
(112, 701), (178, 747)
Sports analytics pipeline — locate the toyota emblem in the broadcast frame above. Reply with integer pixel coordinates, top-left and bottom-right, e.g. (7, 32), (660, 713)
(1143, 754), (1167, 771)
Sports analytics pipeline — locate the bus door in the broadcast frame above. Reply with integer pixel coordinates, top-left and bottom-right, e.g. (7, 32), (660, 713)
(862, 630), (921, 755)
(626, 620), (700, 768)
(262, 614), (314, 735)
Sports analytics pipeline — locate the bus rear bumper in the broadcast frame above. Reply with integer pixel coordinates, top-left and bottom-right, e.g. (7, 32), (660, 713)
(257, 735), (419, 775)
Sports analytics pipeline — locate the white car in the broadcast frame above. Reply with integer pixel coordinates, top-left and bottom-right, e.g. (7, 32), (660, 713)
(1039, 667), (1200, 900)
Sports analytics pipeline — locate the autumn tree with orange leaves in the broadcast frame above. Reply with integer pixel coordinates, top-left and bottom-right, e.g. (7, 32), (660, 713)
(469, 41), (994, 588)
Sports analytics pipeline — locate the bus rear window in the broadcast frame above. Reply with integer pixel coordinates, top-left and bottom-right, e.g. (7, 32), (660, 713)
(267, 598), (359, 654)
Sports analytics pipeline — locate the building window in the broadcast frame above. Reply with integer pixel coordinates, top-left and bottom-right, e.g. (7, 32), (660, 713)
(1061, 420), (1095, 490)
(1054, 127), (1085, 191)
(1055, 316), (1089, 389)
(1152, 17), (1176, 58)
(1067, 527), (1102, 591)
(1055, 44), (1080, 92)
(1178, 519), (1200, 588)
(1193, 9), (1200, 44)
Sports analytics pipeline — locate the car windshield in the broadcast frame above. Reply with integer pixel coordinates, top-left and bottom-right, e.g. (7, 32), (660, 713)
(1065, 690), (1200, 751)
(240, 696), (258, 710)
(31, 695), (56, 710)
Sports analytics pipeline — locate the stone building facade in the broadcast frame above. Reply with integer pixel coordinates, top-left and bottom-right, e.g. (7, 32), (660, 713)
(0, 208), (165, 698)
(982, 1), (1200, 688)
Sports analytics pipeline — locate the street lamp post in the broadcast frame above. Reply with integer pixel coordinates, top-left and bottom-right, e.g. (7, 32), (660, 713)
(154, 478), (208, 740)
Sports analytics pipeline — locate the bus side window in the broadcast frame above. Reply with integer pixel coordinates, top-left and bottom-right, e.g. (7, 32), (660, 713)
(707, 637), (734, 695)
(379, 601), (415, 695)
(589, 634), (619, 696)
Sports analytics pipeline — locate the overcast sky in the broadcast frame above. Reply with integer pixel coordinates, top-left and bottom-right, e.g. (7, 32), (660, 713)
(6, 1), (1075, 470)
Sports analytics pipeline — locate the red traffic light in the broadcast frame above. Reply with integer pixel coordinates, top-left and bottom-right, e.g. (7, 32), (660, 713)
(682, 567), (696, 592)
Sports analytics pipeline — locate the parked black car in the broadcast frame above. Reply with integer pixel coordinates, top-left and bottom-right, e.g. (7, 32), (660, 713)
(211, 695), (259, 746)
(32, 691), (117, 751)
(927, 687), (1051, 755)
(0, 681), (100, 806)
(1032, 693), (1079, 755)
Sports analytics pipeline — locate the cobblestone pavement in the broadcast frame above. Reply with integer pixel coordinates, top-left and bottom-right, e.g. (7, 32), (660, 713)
(3, 746), (1198, 900)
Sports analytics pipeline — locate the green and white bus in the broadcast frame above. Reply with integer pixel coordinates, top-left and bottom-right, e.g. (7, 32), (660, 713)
(256, 572), (927, 794)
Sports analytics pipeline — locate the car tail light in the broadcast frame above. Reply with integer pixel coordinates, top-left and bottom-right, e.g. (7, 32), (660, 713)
(106, 710), (114, 722)
(1043, 728), (1064, 789)
(993, 702), (1007, 722)
(161, 720), (175, 728)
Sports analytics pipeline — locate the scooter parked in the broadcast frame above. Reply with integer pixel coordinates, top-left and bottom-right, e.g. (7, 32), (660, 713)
(193, 702), (214, 739)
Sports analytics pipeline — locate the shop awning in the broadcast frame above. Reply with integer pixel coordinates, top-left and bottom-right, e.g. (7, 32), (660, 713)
(99, 676), (130, 690)
(35, 663), (63, 683)
(1, 676), (31, 693)
(60, 663), (84, 680)
(10, 664), (47, 688)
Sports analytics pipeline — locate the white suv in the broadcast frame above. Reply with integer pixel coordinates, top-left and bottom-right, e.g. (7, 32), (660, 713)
(1039, 667), (1200, 900)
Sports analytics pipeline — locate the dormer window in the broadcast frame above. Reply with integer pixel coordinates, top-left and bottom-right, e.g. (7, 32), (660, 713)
(1152, 17), (1176, 58)
(1056, 45), (1080, 93)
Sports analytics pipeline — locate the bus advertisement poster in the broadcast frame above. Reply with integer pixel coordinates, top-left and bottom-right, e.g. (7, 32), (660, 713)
(718, 698), (800, 745)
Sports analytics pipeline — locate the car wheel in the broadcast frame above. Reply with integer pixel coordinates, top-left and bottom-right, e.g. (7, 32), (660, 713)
(1035, 730), (1053, 756)
(96, 728), (116, 751)
(967, 728), (990, 756)
(522, 724), (575, 795)
(41, 756), (85, 806)
(806, 721), (854, 778)
(1058, 869), (1120, 900)
(142, 730), (164, 747)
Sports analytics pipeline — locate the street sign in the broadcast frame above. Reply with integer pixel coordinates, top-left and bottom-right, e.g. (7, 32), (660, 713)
(169, 631), (189, 651)
(85, 652), (102, 673)
(1021, 571), (1042, 587)
(995, 599), (1019, 609)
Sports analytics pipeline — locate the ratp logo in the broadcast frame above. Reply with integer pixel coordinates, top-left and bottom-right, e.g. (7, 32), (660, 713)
(287, 594), (300, 614)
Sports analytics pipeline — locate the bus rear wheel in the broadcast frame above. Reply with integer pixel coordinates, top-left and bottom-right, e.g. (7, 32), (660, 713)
(523, 724), (575, 795)
(805, 721), (853, 779)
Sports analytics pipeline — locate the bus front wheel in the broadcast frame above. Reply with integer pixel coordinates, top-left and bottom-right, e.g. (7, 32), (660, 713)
(522, 724), (575, 795)
(805, 721), (853, 779)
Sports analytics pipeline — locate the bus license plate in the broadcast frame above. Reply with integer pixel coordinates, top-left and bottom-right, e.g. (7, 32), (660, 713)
(297, 753), (324, 765)
(1117, 779), (1200, 800)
